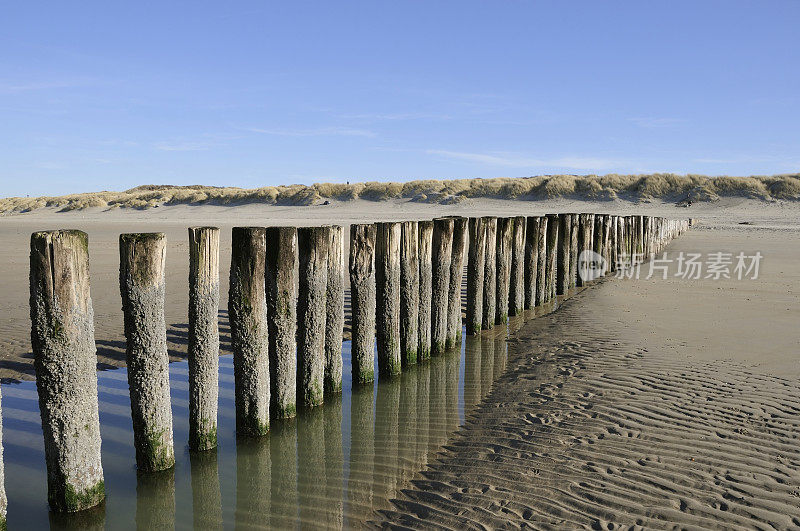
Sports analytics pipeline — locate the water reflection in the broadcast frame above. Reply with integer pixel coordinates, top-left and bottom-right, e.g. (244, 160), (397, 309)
(190, 450), (222, 529)
(1, 328), (510, 529)
(136, 469), (175, 529)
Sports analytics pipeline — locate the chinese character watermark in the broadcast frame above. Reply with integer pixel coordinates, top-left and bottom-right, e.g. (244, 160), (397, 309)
(609, 251), (763, 281)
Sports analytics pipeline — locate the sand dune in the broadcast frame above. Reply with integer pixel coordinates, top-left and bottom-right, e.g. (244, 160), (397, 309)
(2, 173), (799, 214)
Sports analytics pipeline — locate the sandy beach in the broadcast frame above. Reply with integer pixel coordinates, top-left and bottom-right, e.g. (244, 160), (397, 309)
(1, 197), (798, 527)
(383, 224), (800, 528)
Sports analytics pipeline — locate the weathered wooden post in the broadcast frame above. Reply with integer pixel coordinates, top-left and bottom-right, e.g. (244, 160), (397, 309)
(349, 224), (376, 384)
(120, 232), (175, 472)
(535, 216), (548, 306)
(466, 217), (486, 335)
(447, 217), (468, 349)
(375, 222), (401, 376)
(615, 216), (626, 270)
(495, 217), (513, 324)
(593, 214), (605, 273)
(265, 226), (297, 419)
(556, 214), (572, 296)
(604, 214), (613, 269)
(643, 216), (653, 258)
(297, 226), (329, 406)
(576, 214), (594, 286)
(431, 218), (454, 353)
(417, 220), (434, 360)
(636, 215), (645, 262)
(523, 216), (540, 310)
(325, 225), (345, 395)
(30, 230), (105, 512)
(509, 216), (526, 316)
(400, 221), (419, 367)
(229, 227), (270, 435)
(545, 214), (560, 301)
(569, 214), (579, 289)
(625, 215), (634, 267)
(481, 217), (498, 329)
(188, 227), (220, 451)
(606, 215), (615, 272)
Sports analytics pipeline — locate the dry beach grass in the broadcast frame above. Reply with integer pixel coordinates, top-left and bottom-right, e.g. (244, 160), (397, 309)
(2, 173), (800, 214)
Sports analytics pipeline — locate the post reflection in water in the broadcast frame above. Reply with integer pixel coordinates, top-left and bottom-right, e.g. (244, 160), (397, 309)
(190, 449), (222, 529)
(269, 419), (298, 528)
(346, 384), (375, 525)
(1, 327), (510, 528)
(136, 468), (175, 529)
(463, 334), (482, 413)
(234, 435), (271, 529)
(323, 396), (344, 529)
(373, 375), (400, 508)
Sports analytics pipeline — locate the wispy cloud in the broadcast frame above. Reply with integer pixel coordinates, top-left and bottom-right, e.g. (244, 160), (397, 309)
(154, 141), (212, 152)
(629, 117), (686, 128)
(0, 78), (97, 94)
(246, 126), (376, 138)
(426, 150), (622, 170)
(340, 111), (451, 121)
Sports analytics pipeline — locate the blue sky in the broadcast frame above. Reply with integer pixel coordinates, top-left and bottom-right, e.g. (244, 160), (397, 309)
(1, 1), (798, 197)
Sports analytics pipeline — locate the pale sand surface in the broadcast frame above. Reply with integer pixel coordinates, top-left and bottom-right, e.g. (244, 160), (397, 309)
(1, 197), (799, 526)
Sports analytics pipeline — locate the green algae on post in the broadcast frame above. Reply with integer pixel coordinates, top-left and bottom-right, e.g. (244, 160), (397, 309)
(30, 229), (105, 512)
(188, 227), (221, 451)
(119, 232), (175, 471)
(229, 227), (270, 435)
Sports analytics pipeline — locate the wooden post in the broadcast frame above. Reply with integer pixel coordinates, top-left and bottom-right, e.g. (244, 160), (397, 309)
(188, 227), (220, 451)
(524, 216), (540, 310)
(297, 226), (329, 406)
(465, 217), (485, 335)
(569, 214), (579, 289)
(325, 225), (345, 395)
(593, 214), (605, 273)
(481, 217), (498, 329)
(349, 224), (376, 385)
(509, 216), (526, 316)
(576, 214), (594, 287)
(431, 218), (454, 353)
(120, 232), (175, 472)
(400, 221), (419, 367)
(556, 214), (572, 296)
(229, 227), (270, 435)
(603, 214), (613, 270)
(30, 230), (105, 511)
(375, 222), (401, 376)
(447, 217), (467, 349)
(625, 216), (634, 267)
(417, 221), (434, 361)
(265, 226), (297, 419)
(636, 215), (645, 262)
(495, 217), (513, 324)
(618, 215), (626, 268)
(535, 216), (548, 306)
(545, 214), (560, 301)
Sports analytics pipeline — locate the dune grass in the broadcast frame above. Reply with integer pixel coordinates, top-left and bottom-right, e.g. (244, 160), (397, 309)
(1, 173), (798, 214)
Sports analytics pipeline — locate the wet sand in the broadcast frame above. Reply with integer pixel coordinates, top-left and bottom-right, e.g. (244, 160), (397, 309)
(380, 227), (800, 528)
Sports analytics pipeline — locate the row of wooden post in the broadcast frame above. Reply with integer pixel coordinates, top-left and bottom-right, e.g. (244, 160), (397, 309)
(13, 214), (689, 515)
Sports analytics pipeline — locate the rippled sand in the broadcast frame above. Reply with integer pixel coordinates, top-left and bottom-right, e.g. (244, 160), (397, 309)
(381, 227), (800, 528)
